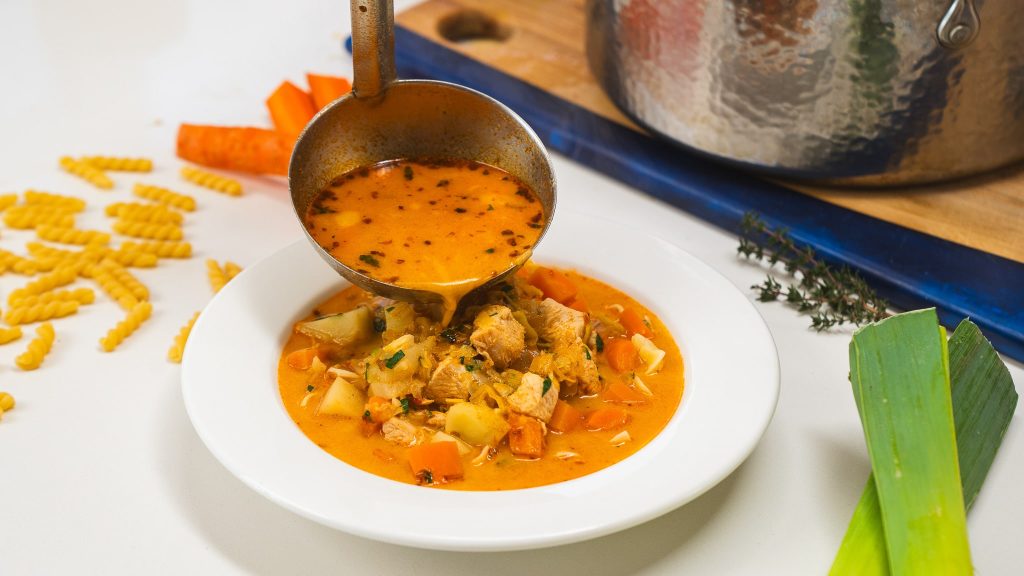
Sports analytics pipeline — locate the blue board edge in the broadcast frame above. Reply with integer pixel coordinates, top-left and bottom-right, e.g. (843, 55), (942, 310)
(363, 30), (1024, 362)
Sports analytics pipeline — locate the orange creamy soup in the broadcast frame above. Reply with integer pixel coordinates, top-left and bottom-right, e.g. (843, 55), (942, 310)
(304, 158), (545, 323)
(278, 266), (684, 490)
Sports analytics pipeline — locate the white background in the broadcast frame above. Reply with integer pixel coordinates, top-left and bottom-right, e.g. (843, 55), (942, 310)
(0, 1), (1020, 574)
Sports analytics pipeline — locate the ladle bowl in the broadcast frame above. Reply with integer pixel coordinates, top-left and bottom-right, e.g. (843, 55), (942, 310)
(289, 0), (555, 311)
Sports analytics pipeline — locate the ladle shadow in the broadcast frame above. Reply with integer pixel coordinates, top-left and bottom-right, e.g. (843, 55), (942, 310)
(160, 372), (745, 575)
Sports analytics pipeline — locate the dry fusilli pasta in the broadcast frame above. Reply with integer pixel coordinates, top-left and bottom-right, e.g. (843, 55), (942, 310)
(0, 193), (18, 212)
(98, 259), (148, 300)
(112, 219), (183, 241)
(105, 202), (183, 225)
(3, 207), (75, 230)
(100, 301), (152, 352)
(5, 300), (79, 325)
(206, 259), (229, 293)
(15, 322), (55, 370)
(106, 249), (159, 268)
(132, 183), (196, 211)
(0, 326), (23, 345)
(24, 190), (87, 212)
(223, 261), (243, 280)
(120, 241), (191, 259)
(82, 156), (152, 172)
(59, 157), (113, 189)
(167, 311), (200, 363)
(88, 266), (139, 310)
(12, 287), (95, 308)
(0, 249), (40, 276)
(8, 265), (80, 305)
(180, 166), (242, 196)
(36, 225), (110, 246)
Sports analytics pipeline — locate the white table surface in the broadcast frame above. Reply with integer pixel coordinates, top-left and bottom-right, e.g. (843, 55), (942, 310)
(1, 1), (1020, 574)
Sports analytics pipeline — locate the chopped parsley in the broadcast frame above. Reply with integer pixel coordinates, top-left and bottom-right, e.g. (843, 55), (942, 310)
(306, 384), (315, 392)
(542, 377), (552, 395)
(440, 327), (458, 343)
(484, 248), (495, 254)
(400, 397), (411, 414)
(420, 470), (434, 484)
(459, 356), (465, 365)
(372, 316), (386, 333)
(358, 254), (381, 267)
(384, 349), (406, 369)
(454, 207), (467, 214)
(465, 363), (476, 372)
(311, 203), (334, 215)
(362, 410), (372, 422)
(436, 179), (449, 187)
(584, 346), (592, 360)
(385, 306), (395, 312)
(595, 334), (604, 353)
(487, 204), (494, 211)
(403, 166), (414, 180)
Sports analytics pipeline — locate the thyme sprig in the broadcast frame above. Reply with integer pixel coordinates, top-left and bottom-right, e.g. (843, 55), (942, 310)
(737, 212), (889, 330)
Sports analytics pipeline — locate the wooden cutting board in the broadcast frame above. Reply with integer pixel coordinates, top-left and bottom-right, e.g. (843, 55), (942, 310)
(396, 0), (1024, 265)
(387, 0), (1024, 361)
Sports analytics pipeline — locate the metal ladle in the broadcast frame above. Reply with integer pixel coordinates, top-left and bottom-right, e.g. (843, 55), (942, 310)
(288, 0), (556, 315)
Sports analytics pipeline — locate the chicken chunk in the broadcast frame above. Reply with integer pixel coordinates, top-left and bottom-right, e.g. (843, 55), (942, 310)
(508, 372), (559, 422)
(551, 337), (602, 396)
(382, 417), (421, 447)
(426, 353), (477, 400)
(469, 305), (525, 370)
(531, 298), (586, 348)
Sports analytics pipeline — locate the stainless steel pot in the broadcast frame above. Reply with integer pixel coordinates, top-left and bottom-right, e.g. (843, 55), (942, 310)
(586, 0), (1024, 186)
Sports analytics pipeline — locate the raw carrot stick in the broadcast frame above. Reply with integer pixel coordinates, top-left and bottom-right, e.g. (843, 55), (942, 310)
(528, 267), (578, 304)
(266, 81), (317, 141)
(176, 124), (292, 175)
(548, 400), (582, 433)
(408, 441), (464, 481)
(619, 307), (652, 338)
(306, 73), (352, 109)
(508, 413), (545, 458)
(603, 380), (647, 404)
(585, 407), (629, 431)
(604, 337), (639, 372)
(286, 345), (321, 370)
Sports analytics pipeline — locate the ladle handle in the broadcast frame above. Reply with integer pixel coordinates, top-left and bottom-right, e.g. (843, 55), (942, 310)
(350, 0), (396, 99)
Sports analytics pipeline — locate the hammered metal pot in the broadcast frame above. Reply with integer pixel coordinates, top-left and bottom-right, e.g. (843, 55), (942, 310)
(586, 0), (1024, 186)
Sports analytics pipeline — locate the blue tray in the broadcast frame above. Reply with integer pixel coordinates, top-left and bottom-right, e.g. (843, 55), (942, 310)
(347, 31), (1024, 362)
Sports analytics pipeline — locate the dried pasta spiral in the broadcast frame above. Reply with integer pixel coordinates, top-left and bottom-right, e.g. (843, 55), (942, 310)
(98, 259), (148, 300)
(36, 225), (110, 246)
(0, 249), (40, 276)
(7, 265), (79, 304)
(206, 259), (229, 293)
(132, 183), (196, 212)
(120, 241), (191, 259)
(106, 249), (158, 268)
(3, 207), (75, 230)
(15, 322), (55, 370)
(59, 157), (113, 189)
(105, 202), (183, 225)
(25, 242), (106, 271)
(0, 194), (18, 212)
(180, 166), (242, 196)
(223, 261), (243, 280)
(100, 301), (152, 352)
(24, 190), (87, 212)
(5, 300), (79, 325)
(12, 287), (95, 308)
(167, 311), (200, 363)
(112, 219), (183, 241)
(0, 326), (23, 345)
(89, 266), (139, 311)
(81, 156), (152, 172)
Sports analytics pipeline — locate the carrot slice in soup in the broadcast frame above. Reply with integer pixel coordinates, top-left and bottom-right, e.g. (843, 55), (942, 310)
(508, 413), (545, 458)
(619, 307), (652, 338)
(603, 380), (646, 404)
(529, 267), (578, 304)
(548, 400), (583, 433)
(565, 296), (589, 314)
(408, 441), (464, 481)
(604, 337), (639, 372)
(586, 407), (629, 431)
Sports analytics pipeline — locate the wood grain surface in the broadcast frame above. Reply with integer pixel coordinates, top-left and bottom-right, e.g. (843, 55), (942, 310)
(396, 0), (1024, 264)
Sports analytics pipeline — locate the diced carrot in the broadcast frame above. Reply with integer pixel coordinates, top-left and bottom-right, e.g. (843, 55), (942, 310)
(408, 441), (464, 481)
(286, 345), (320, 370)
(365, 396), (395, 423)
(565, 296), (589, 314)
(585, 407), (629, 431)
(528, 267), (578, 304)
(176, 124), (292, 175)
(604, 337), (639, 372)
(508, 413), (545, 458)
(306, 73), (352, 109)
(548, 400), (583, 433)
(619, 307), (652, 338)
(359, 420), (381, 437)
(603, 380), (646, 404)
(266, 81), (317, 141)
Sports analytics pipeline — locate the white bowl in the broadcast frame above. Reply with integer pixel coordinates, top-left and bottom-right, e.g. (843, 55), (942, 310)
(182, 210), (780, 551)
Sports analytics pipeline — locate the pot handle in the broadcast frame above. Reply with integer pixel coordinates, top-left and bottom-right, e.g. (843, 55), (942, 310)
(937, 0), (980, 49)
(350, 0), (397, 100)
